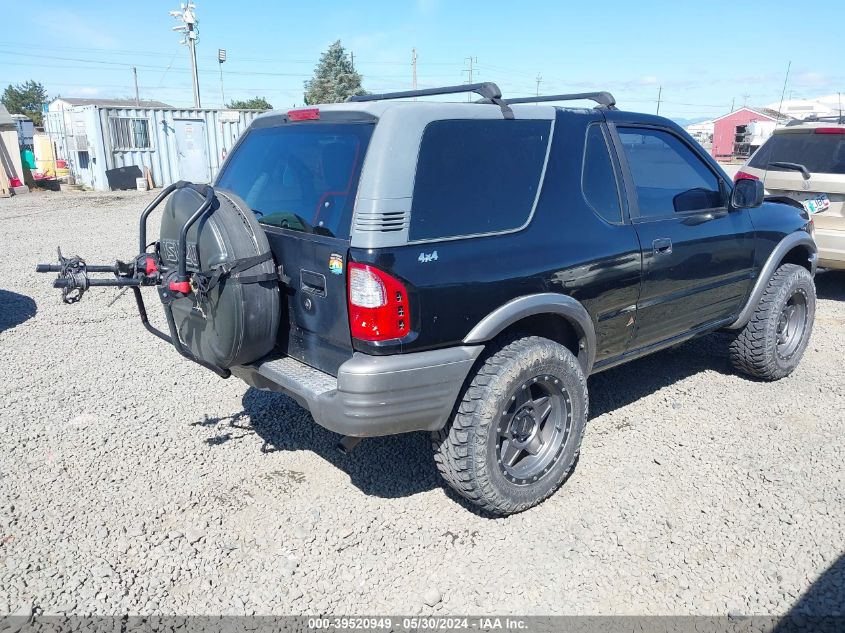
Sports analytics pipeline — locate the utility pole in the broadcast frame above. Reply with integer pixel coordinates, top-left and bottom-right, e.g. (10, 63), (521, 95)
(463, 56), (477, 101)
(170, 3), (201, 108)
(535, 74), (542, 97)
(776, 60), (792, 126)
(730, 97), (735, 112)
(742, 93), (750, 107)
(411, 48), (418, 91)
(132, 67), (140, 106)
(656, 85), (662, 115)
(350, 51), (355, 71)
(218, 48), (226, 107)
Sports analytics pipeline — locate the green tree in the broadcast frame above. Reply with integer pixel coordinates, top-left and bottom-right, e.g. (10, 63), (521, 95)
(2, 80), (48, 126)
(304, 40), (367, 105)
(225, 96), (273, 110)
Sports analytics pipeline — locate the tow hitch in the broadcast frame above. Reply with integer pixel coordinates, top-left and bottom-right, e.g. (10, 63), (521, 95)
(35, 181), (231, 378)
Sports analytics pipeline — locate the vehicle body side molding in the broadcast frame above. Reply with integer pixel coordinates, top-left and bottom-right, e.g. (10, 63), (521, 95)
(463, 293), (597, 375)
(727, 231), (817, 330)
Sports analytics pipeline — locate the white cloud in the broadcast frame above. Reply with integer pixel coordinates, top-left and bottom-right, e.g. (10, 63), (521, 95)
(73, 87), (101, 96)
(792, 71), (827, 88)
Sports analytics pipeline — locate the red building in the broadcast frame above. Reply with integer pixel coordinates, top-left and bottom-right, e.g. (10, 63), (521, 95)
(711, 107), (788, 160)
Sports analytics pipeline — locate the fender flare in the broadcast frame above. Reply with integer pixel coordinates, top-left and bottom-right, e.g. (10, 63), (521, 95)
(727, 231), (817, 330)
(463, 293), (597, 374)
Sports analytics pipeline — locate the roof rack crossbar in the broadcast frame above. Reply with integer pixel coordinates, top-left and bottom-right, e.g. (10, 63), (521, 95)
(346, 82), (513, 119)
(503, 91), (617, 109)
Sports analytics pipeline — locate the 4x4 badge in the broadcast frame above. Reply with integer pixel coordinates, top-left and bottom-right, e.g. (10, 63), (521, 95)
(328, 253), (343, 275)
(418, 250), (439, 263)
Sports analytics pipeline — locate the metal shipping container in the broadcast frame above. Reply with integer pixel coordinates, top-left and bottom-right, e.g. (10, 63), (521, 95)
(44, 105), (260, 191)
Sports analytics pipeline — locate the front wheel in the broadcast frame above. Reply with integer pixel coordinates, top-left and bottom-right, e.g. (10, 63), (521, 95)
(729, 263), (816, 381)
(431, 336), (588, 515)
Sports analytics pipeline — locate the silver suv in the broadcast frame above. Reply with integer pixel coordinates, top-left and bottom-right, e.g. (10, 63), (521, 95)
(739, 116), (845, 269)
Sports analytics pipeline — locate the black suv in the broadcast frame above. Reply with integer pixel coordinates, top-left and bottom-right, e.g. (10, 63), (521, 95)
(39, 83), (817, 515)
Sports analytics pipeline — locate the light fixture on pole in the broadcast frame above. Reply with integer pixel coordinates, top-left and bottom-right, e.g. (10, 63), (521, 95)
(218, 48), (226, 107)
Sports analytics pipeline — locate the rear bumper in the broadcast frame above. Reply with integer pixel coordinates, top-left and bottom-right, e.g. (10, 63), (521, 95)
(815, 227), (845, 269)
(231, 345), (484, 437)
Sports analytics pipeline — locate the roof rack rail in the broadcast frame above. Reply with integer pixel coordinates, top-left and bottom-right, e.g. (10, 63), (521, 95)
(786, 114), (845, 126)
(347, 82), (513, 119)
(503, 91), (617, 109)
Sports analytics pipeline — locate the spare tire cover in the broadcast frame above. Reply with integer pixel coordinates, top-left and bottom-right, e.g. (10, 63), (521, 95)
(159, 186), (280, 368)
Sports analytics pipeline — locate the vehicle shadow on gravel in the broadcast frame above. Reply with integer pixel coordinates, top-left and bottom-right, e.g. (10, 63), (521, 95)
(0, 289), (37, 334)
(814, 269), (845, 301)
(199, 331), (737, 510)
(200, 388), (443, 500)
(589, 331), (735, 419)
(774, 552), (845, 631)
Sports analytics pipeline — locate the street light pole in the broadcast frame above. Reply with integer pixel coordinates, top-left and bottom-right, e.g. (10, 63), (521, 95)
(218, 48), (226, 107)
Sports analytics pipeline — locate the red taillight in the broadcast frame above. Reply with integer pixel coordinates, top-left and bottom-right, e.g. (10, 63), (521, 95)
(814, 127), (845, 134)
(348, 263), (410, 341)
(734, 170), (759, 183)
(287, 108), (320, 121)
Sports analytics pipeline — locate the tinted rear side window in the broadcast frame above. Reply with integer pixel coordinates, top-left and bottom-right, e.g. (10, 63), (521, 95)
(748, 131), (845, 175)
(582, 124), (622, 223)
(409, 119), (551, 241)
(216, 122), (373, 239)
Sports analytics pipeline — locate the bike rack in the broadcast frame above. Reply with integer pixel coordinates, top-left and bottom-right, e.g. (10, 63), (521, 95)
(37, 181), (231, 379)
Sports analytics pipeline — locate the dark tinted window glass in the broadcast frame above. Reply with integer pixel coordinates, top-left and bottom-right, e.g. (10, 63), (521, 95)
(748, 131), (845, 175)
(618, 127), (723, 217)
(216, 123), (373, 238)
(409, 119), (551, 240)
(582, 125), (622, 223)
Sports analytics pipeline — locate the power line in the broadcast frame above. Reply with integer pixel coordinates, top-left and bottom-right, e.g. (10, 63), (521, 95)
(0, 42), (464, 66)
(0, 53), (445, 82)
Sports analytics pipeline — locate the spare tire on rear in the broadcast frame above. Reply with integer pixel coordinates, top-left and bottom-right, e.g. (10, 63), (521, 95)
(158, 186), (280, 369)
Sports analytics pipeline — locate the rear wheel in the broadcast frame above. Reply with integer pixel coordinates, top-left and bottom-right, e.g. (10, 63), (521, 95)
(431, 336), (588, 515)
(729, 263), (816, 381)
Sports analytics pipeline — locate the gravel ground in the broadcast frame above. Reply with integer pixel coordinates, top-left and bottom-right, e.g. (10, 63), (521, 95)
(0, 189), (843, 616)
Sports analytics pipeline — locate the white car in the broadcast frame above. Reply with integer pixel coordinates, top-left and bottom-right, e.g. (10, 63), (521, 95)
(738, 117), (845, 270)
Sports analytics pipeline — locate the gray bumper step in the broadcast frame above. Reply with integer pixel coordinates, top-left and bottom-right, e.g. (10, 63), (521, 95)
(256, 356), (336, 400)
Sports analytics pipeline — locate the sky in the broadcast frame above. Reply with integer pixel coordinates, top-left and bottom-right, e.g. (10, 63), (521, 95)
(2, 0), (843, 122)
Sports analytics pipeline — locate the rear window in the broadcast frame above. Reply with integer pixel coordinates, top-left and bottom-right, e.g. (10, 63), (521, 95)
(409, 119), (551, 241)
(216, 122), (373, 238)
(748, 130), (845, 175)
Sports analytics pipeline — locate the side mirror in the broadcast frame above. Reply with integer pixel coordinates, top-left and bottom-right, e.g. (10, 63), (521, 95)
(731, 178), (764, 209)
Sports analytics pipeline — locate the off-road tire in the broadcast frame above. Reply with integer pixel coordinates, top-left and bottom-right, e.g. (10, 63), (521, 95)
(729, 263), (815, 381)
(431, 336), (588, 515)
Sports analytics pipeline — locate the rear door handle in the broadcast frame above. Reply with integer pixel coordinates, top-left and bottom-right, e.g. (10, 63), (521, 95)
(652, 238), (673, 255)
(300, 270), (327, 297)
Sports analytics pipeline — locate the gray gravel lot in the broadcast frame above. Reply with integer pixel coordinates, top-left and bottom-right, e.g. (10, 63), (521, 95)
(0, 190), (843, 616)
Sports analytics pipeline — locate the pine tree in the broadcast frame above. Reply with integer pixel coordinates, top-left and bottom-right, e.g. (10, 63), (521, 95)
(2, 80), (48, 126)
(225, 96), (273, 110)
(304, 40), (367, 105)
